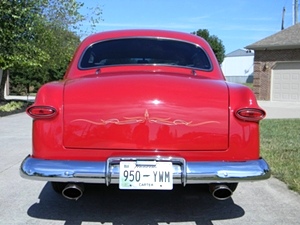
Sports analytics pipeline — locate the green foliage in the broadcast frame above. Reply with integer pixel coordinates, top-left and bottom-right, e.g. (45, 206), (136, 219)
(0, 101), (24, 112)
(0, 0), (48, 70)
(10, 27), (81, 94)
(0, 0), (102, 97)
(192, 29), (225, 64)
(242, 83), (253, 90)
(260, 119), (300, 193)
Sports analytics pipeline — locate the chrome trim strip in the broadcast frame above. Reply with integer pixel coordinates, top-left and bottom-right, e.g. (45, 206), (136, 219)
(20, 155), (270, 184)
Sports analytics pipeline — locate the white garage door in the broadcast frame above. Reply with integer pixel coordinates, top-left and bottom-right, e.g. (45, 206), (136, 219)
(272, 62), (300, 102)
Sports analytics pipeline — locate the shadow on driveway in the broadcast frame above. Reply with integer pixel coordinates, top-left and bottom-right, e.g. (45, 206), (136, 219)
(27, 183), (244, 225)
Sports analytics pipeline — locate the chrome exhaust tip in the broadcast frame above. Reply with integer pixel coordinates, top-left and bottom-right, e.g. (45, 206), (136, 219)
(62, 183), (84, 200)
(209, 184), (233, 201)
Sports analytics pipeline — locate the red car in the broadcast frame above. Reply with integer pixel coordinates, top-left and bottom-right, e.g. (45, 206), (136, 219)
(20, 30), (270, 201)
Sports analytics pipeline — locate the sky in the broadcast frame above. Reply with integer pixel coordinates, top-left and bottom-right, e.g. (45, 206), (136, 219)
(79, 0), (298, 54)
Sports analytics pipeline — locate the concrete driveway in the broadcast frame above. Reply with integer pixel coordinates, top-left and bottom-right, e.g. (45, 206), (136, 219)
(0, 110), (300, 224)
(258, 101), (300, 119)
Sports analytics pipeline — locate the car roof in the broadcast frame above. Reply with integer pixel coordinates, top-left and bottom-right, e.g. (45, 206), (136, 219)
(82, 29), (210, 49)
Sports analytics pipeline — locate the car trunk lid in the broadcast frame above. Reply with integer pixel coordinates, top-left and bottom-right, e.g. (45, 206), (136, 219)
(63, 73), (229, 151)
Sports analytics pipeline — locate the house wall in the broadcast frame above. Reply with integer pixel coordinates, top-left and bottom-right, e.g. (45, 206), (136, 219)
(222, 55), (254, 83)
(225, 75), (253, 83)
(253, 48), (300, 100)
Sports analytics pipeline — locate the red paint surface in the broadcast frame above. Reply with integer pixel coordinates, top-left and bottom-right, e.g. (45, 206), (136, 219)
(28, 30), (265, 162)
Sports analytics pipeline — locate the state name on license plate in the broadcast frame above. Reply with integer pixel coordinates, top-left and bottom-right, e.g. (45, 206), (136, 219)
(119, 161), (173, 190)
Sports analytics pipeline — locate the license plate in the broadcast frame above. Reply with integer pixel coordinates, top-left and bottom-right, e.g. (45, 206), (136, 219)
(119, 161), (173, 190)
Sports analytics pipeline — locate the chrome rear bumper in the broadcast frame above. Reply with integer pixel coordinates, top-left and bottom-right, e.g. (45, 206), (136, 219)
(20, 155), (270, 185)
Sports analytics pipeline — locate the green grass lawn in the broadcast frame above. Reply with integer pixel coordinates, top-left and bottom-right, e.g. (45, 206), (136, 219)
(260, 119), (300, 194)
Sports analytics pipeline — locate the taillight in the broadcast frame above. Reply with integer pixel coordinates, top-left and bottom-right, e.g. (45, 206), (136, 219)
(235, 108), (266, 122)
(27, 106), (57, 119)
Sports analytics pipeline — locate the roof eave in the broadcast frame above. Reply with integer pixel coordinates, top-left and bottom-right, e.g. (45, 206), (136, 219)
(245, 44), (300, 51)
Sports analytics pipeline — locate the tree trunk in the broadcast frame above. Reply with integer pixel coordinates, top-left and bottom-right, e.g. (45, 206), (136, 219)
(0, 69), (8, 101)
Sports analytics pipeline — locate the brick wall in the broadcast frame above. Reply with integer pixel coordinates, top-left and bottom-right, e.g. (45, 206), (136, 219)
(253, 48), (300, 100)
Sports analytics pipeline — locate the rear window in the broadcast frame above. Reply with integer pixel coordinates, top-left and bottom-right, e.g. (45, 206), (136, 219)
(79, 38), (212, 70)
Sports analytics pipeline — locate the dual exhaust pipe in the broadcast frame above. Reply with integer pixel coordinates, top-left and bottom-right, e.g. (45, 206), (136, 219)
(60, 183), (233, 201)
(62, 183), (84, 201)
(209, 183), (234, 200)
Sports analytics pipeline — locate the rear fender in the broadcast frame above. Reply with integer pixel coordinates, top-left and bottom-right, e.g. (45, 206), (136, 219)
(30, 81), (65, 158)
(227, 82), (264, 159)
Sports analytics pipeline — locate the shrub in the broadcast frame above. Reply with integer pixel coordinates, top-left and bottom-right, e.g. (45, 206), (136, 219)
(0, 101), (24, 112)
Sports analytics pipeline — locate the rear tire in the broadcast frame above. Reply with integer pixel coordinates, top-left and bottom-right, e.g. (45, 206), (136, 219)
(51, 182), (66, 194)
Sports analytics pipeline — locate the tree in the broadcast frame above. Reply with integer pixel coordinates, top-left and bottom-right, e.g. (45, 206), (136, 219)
(0, 0), (48, 99)
(9, 27), (80, 94)
(192, 29), (225, 64)
(0, 0), (102, 100)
